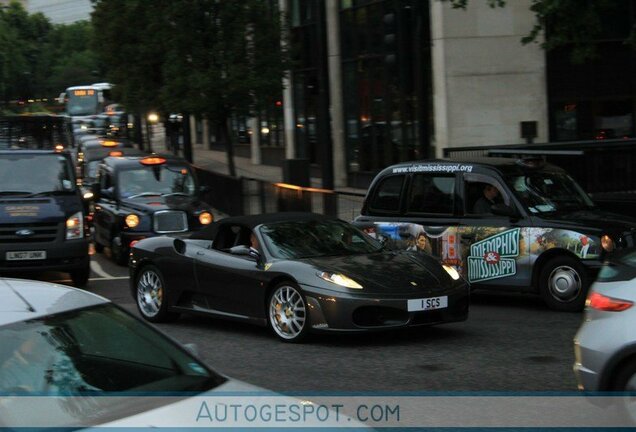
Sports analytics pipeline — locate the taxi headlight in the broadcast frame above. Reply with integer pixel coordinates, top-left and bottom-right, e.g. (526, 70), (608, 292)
(601, 235), (615, 252)
(66, 211), (84, 240)
(317, 271), (363, 289)
(443, 264), (461, 280)
(125, 214), (140, 228)
(198, 211), (213, 225)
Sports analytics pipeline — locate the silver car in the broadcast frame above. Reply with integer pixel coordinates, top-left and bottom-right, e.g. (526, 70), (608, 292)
(0, 278), (369, 429)
(574, 249), (636, 394)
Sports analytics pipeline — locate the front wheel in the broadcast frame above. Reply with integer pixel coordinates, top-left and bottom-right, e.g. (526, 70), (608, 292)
(111, 235), (128, 266)
(267, 283), (309, 343)
(611, 359), (636, 424)
(70, 264), (90, 287)
(539, 255), (589, 312)
(136, 265), (179, 323)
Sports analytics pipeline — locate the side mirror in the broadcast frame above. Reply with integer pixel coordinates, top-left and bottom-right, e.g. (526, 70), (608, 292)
(90, 182), (101, 199)
(229, 245), (252, 256)
(101, 187), (115, 200)
(491, 203), (518, 218)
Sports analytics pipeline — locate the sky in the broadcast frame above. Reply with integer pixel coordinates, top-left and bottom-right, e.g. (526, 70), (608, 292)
(26, 0), (92, 24)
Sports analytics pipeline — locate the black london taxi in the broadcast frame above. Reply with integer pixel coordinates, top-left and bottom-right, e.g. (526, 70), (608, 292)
(0, 149), (90, 286)
(91, 154), (214, 264)
(355, 158), (636, 311)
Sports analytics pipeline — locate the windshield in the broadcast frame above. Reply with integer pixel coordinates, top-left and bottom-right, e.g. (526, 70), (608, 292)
(0, 304), (220, 394)
(506, 171), (594, 214)
(0, 154), (76, 195)
(66, 91), (99, 116)
(260, 220), (383, 259)
(0, 303), (224, 426)
(118, 165), (196, 198)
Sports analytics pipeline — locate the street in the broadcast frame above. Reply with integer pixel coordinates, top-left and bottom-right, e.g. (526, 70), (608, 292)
(22, 248), (582, 393)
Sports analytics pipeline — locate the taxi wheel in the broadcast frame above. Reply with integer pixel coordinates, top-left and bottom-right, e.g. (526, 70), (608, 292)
(70, 264), (90, 287)
(267, 282), (310, 343)
(136, 265), (179, 323)
(94, 241), (104, 253)
(539, 256), (588, 312)
(111, 235), (128, 266)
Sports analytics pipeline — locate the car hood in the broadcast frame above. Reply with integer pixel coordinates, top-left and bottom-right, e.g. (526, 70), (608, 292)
(120, 194), (205, 213)
(99, 379), (370, 429)
(0, 195), (81, 224)
(536, 209), (636, 235)
(302, 251), (455, 295)
(0, 379), (370, 429)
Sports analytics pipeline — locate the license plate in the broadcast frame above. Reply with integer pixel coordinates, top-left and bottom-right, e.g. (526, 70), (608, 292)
(6, 251), (46, 261)
(407, 296), (448, 312)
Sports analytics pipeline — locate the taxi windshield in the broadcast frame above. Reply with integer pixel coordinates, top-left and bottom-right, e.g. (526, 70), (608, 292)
(260, 220), (383, 259)
(506, 171), (595, 214)
(118, 164), (196, 198)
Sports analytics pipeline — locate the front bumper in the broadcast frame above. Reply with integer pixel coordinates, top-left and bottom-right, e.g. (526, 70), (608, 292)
(301, 283), (469, 332)
(0, 238), (89, 272)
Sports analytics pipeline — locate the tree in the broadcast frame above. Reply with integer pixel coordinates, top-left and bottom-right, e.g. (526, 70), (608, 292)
(445, 0), (629, 63)
(91, 0), (288, 176)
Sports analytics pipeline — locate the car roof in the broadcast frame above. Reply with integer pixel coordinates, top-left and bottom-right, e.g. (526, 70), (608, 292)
(103, 154), (189, 168)
(190, 212), (334, 240)
(382, 157), (564, 177)
(0, 149), (67, 156)
(0, 278), (109, 327)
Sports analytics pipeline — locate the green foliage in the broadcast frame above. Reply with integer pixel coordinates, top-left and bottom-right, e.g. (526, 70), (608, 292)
(0, 2), (102, 102)
(442, 0), (633, 63)
(92, 0), (288, 122)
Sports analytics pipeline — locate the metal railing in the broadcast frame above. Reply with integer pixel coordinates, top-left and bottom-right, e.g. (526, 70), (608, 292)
(0, 115), (72, 149)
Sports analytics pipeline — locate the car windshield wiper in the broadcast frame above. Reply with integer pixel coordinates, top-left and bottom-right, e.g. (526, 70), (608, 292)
(162, 192), (191, 197)
(26, 190), (74, 197)
(0, 191), (32, 196)
(127, 192), (162, 199)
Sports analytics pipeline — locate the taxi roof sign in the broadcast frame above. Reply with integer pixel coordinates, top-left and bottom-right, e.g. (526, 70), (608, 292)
(109, 150), (123, 157)
(100, 140), (118, 147)
(140, 156), (167, 166)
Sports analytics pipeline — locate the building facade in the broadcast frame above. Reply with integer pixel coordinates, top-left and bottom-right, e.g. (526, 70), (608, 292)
(249, 0), (636, 189)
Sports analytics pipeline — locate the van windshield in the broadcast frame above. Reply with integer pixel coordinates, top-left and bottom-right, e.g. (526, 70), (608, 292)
(506, 171), (595, 214)
(0, 154), (76, 195)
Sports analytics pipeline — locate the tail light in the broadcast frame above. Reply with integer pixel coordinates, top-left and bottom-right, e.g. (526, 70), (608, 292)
(587, 292), (633, 312)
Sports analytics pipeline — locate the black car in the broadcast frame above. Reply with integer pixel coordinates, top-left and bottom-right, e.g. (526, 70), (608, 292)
(129, 213), (469, 342)
(0, 149), (90, 286)
(355, 158), (636, 311)
(91, 154), (213, 264)
(78, 144), (145, 187)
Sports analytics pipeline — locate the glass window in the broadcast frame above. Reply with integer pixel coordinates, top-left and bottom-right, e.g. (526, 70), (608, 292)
(407, 174), (455, 214)
(260, 220), (382, 259)
(369, 175), (404, 212)
(118, 165), (196, 198)
(0, 154), (76, 195)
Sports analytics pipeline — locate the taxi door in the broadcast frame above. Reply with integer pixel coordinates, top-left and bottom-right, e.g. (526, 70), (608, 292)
(357, 172), (462, 262)
(458, 172), (531, 289)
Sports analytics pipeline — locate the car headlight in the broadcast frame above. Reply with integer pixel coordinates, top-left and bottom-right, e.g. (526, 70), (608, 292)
(317, 271), (363, 289)
(66, 211), (84, 240)
(198, 211), (213, 225)
(601, 235), (614, 252)
(443, 264), (460, 280)
(125, 214), (140, 228)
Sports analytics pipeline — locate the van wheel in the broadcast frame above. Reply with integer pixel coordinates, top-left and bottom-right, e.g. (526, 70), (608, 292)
(539, 256), (588, 312)
(71, 264), (90, 287)
(111, 235), (128, 266)
(94, 242), (104, 253)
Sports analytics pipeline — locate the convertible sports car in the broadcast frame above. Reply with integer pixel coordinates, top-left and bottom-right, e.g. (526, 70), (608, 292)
(129, 213), (470, 342)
